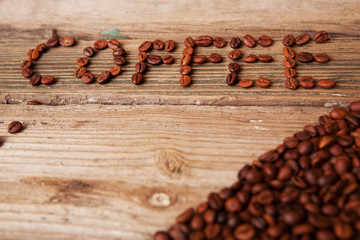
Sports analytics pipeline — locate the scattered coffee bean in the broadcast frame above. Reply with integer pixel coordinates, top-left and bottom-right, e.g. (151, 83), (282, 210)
(74, 67), (87, 78)
(164, 40), (175, 52)
(108, 39), (121, 50)
(113, 48), (126, 57)
(318, 79), (336, 89)
(83, 46), (95, 57)
(97, 71), (111, 84)
(109, 66), (121, 77)
(284, 68), (296, 78)
(283, 47), (295, 59)
(27, 100), (41, 105)
(21, 60), (32, 69)
(299, 76), (315, 89)
(22, 67), (33, 78)
(81, 72), (94, 84)
(59, 36), (75, 47)
(93, 39), (108, 50)
(179, 75), (191, 87)
(184, 37), (196, 48)
(239, 78), (253, 88)
(243, 34), (257, 48)
(228, 63), (240, 73)
(228, 50), (242, 60)
(195, 36), (213, 47)
(36, 43), (47, 53)
(297, 52), (314, 63)
(29, 73), (42, 85)
(285, 77), (299, 90)
(138, 52), (148, 62)
(314, 54), (330, 63)
(258, 55), (273, 63)
(226, 73), (237, 85)
(256, 77), (271, 88)
(46, 37), (59, 47)
(76, 57), (89, 67)
(131, 73), (143, 85)
(295, 33), (311, 45)
(182, 47), (194, 56)
(113, 56), (126, 66)
(209, 53), (222, 63)
(243, 54), (258, 63)
(41, 76), (55, 85)
(8, 121), (22, 134)
(257, 35), (272, 46)
(163, 55), (174, 64)
(147, 55), (162, 65)
(314, 31), (329, 43)
(180, 54), (191, 66)
(213, 37), (226, 48)
(27, 49), (40, 61)
(284, 58), (296, 68)
(193, 55), (207, 64)
(179, 65), (192, 75)
(230, 37), (241, 48)
(283, 34), (295, 46)
(135, 62), (147, 73)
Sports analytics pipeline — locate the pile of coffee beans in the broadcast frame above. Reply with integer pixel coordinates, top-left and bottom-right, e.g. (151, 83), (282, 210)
(154, 101), (360, 240)
(75, 39), (126, 84)
(20, 31), (75, 86)
(283, 31), (334, 90)
(133, 39), (175, 85)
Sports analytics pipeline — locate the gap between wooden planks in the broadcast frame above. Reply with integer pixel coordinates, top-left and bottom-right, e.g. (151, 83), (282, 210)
(0, 104), (331, 239)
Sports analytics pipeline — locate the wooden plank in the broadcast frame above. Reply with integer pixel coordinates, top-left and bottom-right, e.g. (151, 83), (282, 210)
(0, 104), (331, 239)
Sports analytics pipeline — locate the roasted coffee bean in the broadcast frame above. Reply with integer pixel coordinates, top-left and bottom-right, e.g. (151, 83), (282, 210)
(297, 52), (314, 63)
(113, 56), (126, 66)
(138, 52), (148, 62)
(318, 79), (336, 89)
(46, 37), (59, 47)
(97, 71), (111, 84)
(257, 35), (272, 46)
(83, 46), (95, 57)
(179, 65), (192, 75)
(243, 34), (256, 48)
(180, 54), (191, 66)
(113, 48), (126, 57)
(138, 41), (152, 52)
(230, 37), (241, 48)
(76, 57), (89, 67)
(283, 211), (304, 225)
(330, 108), (348, 119)
(295, 33), (310, 45)
(179, 75), (191, 87)
(108, 39), (121, 50)
(74, 67), (86, 78)
(8, 121), (22, 134)
(204, 224), (220, 239)
(184, 37), (196, 48)
(349, 101), (360, 112)
(242, 54), (258, 63)
(163, 55), (174, 64)
(182, 47), (194, 56)
(209, 53), (222, 63)
(21, 67), (33, 78)
(283, 34), (295, 46)
(81, 72), (94, 84)
(41, 76), (55, 85)
(228, 50), (242, 60)
(176, 208), (194, 224)
(228, 63), (240, 73)
(213, 37), (226, 48)
(284, 68), (296, 78)
(153, 231), (171, 240)
(195, 36), (213, 47)
(27, 49), (39, 60)
(283, 47), (295, 58)
(234, 224), (255, 240)
(59, 36), (75, 47)
(314, 54), (330, 63)
(225, 197), (241, 212)
(93, 39), (108, 50)
(314, 31), (329, 43)
(193, 55), (206, 64)
(27, 100), (41, 105)
(191, 215), (204, 230)
(239, 79), (253, 88)
(109, 66), (121, 77)
(36, 43), (47, 53)
(283, 58), (296, 68)
(164, 40), (175, 52)
(29, 73), (42, 85)
(299, 76), (315, 89)
(226, 73), (237, 85)
(132, 73), (143, 85)
(146, 55), (162, 65)
(258, 55), (272, 63)
(285, 77), (299, 90)
(208, 193), (223, 210)
(21, 60), (32, 69)
(256, 78), (271, 88)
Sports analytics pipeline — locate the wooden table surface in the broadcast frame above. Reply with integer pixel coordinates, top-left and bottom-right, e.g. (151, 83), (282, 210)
(0, 0), (360, 239)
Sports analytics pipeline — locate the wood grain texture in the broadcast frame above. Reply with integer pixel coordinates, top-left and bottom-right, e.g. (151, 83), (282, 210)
(0, 104), (331, 239)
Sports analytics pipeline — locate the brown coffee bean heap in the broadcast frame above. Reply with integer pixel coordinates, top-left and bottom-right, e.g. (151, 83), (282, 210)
(21, 31), (75, 86)
(74, 39), (126, 84)
(154, 101), (360, 240)
(282, 31), (334, 90)
(133, 40), (175, 85)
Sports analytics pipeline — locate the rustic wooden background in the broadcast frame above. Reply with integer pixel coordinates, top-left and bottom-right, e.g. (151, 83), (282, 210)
(0, 0), (360, 239)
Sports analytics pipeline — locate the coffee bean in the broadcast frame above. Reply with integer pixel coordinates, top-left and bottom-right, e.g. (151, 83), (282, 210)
(182, 47), (194, 56)
(283, 58), (296, 68)
(204, 224), (220, 239)
(226, 73), (237, 85)
(179, 65), (192, 75)
(318, 79), (336, 89)
(74, 67), (87, 78)
(46, 37), (59, 47)
(113, 56), (126, 66)
(228, 63), (240, 73)
(179, 75), (191, 87)
(29, 73), (42, 85)
(21, 60), (32, 69)
(176, 208), (194, 224)
(293, 223), (314, 235)
(234, 224), (255, 240)
(330, 108), (348, 119)
(283, 211), (303, 225)
(258, 55), (272, 63)
(242, 54), (258, 63)
(132, 73), (143, 85)
(190, 215), (204, 230)
(165, 40), (175, 52)
(163, 55), (174, 64)
(27, 49), (39, 60)
(153, 231), (171, 240)
(109, 66), (121, 77)
(280, 186), (299, 203)
(180, 54), (191, 66)
(81, 72), (94, 84)
(97, 71), (111, 84)
(108, 39), (121, 50)
(36, 43), (47, 53)
(257, 190), (274, 205)
(209, 53), (222, 63)
(76, 57), (89, 67)
(146, 55), (162, 65)
(94, 39), (108, 50)
(242, 34), (256, 48)
(295, 33), (310, 45)
(257, 35), (272, 46)
(27, 100), (41, 105)
(41, 76), (55, 85)
(349, 101), (360, 112)
(134, 62), (146, 74)
(297, 140), (313, 155)
(59, 36), (75, 47)
(228, 50), (242, 60)
(22, 68), (33, 78)
(193, 55), (206, 64)
(213, 37), (226, 48)
(256, 78), (271, 88)
(314, 31), (329, 43)
(284, 68), (296, 78)
(299, 76), (315, 89)
(208, 193), (223, 210)
(230, 37), (241, 48)
(113, 48), (126, 57)
(184, 37), (196, 48)
(195, 36), (213, 47)
(285, 77), (299, 90)
(283, 34), (295, 46)
(296, 52), (314, 63)
(225, 197), (241, 212)
(283, 47), (295, 58)
(314, 54), (330, 63)
(239, 79), (253, 88)
(83, 46), (95, 57)
(138, 52), (148, 62)
(8, 121), (22, 134)
(137, 41), (152, 52)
